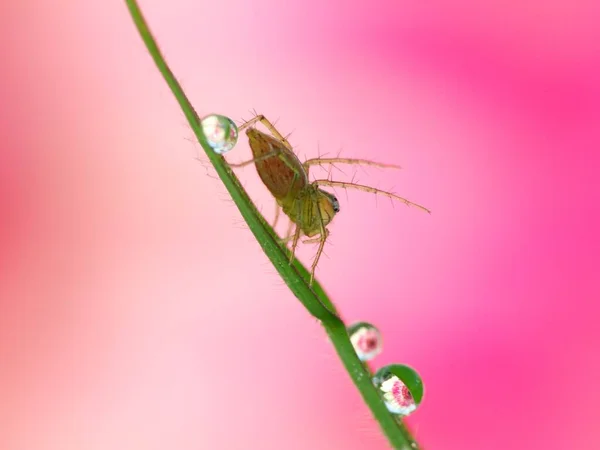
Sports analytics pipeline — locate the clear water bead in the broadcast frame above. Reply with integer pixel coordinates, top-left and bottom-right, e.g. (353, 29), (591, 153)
(373, 366), (422, 416)
(347, 322), (382, 361)
(200, 114), (238, 154)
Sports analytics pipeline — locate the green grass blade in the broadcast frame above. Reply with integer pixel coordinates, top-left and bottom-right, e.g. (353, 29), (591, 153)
(124, 1), (421, 448)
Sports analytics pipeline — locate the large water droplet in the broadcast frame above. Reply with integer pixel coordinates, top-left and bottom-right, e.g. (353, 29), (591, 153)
(200, 114), (238, 154)
(373, 365), (424, 416)
(347, 322), (382, 361)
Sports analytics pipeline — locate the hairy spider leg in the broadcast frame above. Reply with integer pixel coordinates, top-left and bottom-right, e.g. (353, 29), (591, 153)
(303, 157), (401, 177)
(312, 179), (431, 214)
(237, 114), (293, 151)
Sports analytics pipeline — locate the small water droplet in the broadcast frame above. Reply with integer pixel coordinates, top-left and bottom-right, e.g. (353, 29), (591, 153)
(200, 114), (238, 154)
(373, 365), (424, 416)
(347, 322), (382, 361)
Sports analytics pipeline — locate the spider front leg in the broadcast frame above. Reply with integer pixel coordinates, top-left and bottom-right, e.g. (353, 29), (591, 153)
(303, 157), (402, 176)
(313, 179), (431, 214)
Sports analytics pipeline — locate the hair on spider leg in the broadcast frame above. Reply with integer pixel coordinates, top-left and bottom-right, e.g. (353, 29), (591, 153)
(315, 142), (332, 160)
(239, 109), (259, 124)
(235, 116), (247, 128)
(328, 162), (347, 177)
(319, 158), (345, 179)
(338, 176), (351, 202)
(320, 245), (333, 261)
(235, 110), (255, 129)
(330, 147), (350, 177)
(387, 185), (397, 208)
(283, 129), (296, 144)
(326, 161), (334, 180)
(272, 115), (282, 128)
(346, 172), (364, 199)
(326, 149), (350, 176)
(325, 168), (336, 183)
(251, 108), (262, 119)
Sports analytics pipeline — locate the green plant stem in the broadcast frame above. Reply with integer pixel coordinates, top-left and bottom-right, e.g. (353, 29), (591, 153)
(124, 1), (420, 448)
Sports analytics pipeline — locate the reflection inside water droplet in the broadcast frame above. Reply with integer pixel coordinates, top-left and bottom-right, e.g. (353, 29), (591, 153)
(200, 114), (238, 154)
(347, 322), (382, 361)
(373, 369), (417, 416)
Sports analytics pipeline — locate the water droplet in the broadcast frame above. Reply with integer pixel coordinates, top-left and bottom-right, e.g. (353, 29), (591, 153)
(200, 114), (238, 154)
(373, 365), (424, 416)
(347, 322), (382, 361)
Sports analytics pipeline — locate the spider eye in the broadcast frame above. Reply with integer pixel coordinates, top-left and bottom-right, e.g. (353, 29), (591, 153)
(332, 197), (340, 213)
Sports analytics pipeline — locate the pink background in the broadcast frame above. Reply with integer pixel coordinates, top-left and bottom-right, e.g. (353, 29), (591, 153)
(2, 1), (599, 449)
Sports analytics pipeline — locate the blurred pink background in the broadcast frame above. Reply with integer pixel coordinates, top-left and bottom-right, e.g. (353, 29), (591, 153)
(2, 1), (599, 449)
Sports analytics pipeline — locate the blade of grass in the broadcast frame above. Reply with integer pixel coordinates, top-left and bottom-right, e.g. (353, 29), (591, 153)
(124, 1), (420, 448)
